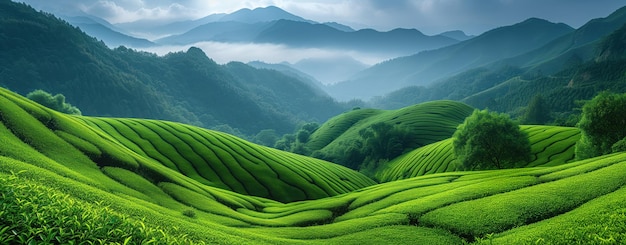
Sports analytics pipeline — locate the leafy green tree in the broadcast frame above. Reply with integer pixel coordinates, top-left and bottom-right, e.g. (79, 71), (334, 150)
(253, 129), (278, 147)
(611, 137), (626, 153)
(575, 91), (626, 159)
(274, 134), (295, 151)
(26, 89), (81, 115)
(359, 122), (410, 163)
(355, 122), (411, 174)
(273, 122), (319, 154)
(522, 94), (551, 125)
(453, 109), (531, 170)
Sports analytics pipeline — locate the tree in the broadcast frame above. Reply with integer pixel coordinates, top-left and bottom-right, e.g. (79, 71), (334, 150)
(522, 94), (551, 125)
(273, 122), (319, 154)
(453, 109), (531, 170)
(254, 129), (278, 147)
(357, 122), (411, 174)
(26, 89), (81, 115)
(575, 91), (626, 159)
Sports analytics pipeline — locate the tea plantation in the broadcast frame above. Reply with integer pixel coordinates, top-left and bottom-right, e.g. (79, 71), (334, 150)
(1, 87), (625, 244)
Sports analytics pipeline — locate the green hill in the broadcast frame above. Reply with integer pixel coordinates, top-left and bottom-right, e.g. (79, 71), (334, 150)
(305, 100), (474, 168)
(1, 87), (626, 244)
(0, 87), (374, 203)
(378, 125), (581, 182)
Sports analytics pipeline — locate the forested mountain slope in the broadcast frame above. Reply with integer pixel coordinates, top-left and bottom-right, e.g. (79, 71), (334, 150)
(329, 18), (574, 100)
(372, 15), (626, 120)
(0, 1), (345, 136)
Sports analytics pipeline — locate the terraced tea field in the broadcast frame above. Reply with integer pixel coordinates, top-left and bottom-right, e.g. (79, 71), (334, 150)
(78, 117), (375, 202)
(1, 87), (625, 244)
(378, 125), (581, 182)
(306, 100), (474, 156)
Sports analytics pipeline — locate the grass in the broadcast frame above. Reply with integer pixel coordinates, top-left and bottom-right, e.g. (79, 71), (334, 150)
(1, 87), (626, 244)
(0, 171), (206, 245)
(419, 161), (626, 240)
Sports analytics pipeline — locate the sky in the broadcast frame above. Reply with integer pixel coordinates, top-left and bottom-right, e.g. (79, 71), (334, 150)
(18, 0), (626, 35)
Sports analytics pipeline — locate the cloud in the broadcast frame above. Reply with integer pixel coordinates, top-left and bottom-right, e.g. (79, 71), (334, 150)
(141, 41), (390, 66)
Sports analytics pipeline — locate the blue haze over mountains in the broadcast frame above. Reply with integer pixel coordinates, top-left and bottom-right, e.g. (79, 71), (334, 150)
(26, 3), (626, 103)
(59, 6), (465, 85)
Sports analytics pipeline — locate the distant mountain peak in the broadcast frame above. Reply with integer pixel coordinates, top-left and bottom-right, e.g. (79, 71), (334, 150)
(438, 30), (474, 41)
(218, 5), (312, 24)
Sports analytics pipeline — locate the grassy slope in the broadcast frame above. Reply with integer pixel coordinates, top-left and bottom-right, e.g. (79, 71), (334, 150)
(307, 100), (474, 158)
(1, 88), (625, 244)
(378, 125), (581, 182)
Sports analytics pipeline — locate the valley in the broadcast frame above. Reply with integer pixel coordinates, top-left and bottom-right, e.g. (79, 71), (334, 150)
(2, 0), (626, 244)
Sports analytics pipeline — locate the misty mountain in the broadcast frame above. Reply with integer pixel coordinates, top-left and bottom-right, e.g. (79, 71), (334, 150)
(329, 18), (574, 101)
(155, 7), (458, 56)
(64, 16), (155, 48)
(0, 1), (346, 136)
(495, 5), (626, 74)
(253, 20), (458, 55)
(156, 21), (272, 44)
(371, 18), (626, 123)
(323, 22), (355, 32)
(219, 6), (313, 23)
(117, 6), (312, 40)
(291, 56), (369, 85)
(247, 61), (326, 93)
(116, 13), (227, 38)
(438, 30), (474, 41)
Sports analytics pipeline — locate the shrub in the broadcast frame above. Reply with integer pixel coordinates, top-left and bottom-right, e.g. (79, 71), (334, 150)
(26, 89), (81, 115)
(612, 137), (626, 153)
(182, 209), (197, 218)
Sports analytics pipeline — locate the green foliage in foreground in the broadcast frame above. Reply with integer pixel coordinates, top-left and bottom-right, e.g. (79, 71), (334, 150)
(576, 91), (626, 159)
(0, 171), (204, 245)
(1, 87), (626, 244)
(453, 109), (531, 170)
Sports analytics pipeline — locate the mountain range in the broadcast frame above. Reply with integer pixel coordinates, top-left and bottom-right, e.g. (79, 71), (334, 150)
(330, 6), (626, 101)
(153, 7), (459, 56)
(0, 1), (349, 137)
(328, 18), (575, 100)
(6, 0), (626, 136)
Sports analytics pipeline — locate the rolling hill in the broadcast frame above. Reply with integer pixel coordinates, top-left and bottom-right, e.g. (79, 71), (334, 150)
(0, 86), (374, 203)
(1, 87), (625, 244)
(377, 125), (581, 182)
(304, 100), (475, 169)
